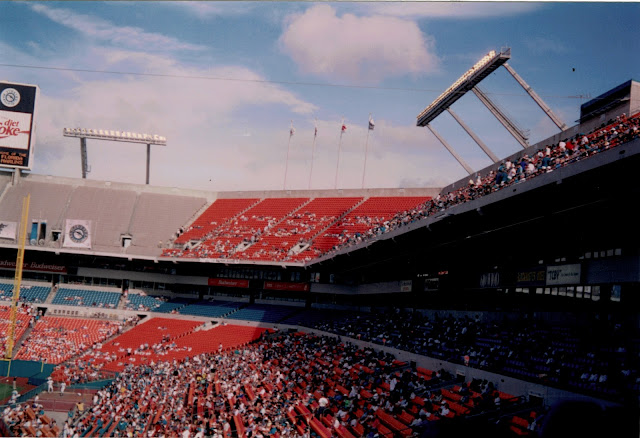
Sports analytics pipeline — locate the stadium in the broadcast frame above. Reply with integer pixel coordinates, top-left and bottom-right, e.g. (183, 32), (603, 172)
(0, 28), (639, 438)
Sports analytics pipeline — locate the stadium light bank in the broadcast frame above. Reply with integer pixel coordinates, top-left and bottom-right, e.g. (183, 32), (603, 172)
(63, 128), (167, 184)
(416, 48), (511, 127)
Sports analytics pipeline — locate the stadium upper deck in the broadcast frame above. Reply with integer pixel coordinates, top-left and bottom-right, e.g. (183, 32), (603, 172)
(0, 81), (637, 269)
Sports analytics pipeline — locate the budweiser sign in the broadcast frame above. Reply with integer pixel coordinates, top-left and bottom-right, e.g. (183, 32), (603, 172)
(208, 278), (250, 288)
(0, 259), (67, 273)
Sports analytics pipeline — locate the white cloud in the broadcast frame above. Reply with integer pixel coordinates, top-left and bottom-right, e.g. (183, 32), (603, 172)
(29, 4), (205, 52)
(166, 1), (257, 19)
(29, 48), (318, 190)
(364, 2), (540, 19)
(279, 4), (439, 83)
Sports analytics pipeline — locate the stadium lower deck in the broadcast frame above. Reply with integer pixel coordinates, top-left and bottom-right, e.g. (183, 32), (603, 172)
(0, 282), (638, 438)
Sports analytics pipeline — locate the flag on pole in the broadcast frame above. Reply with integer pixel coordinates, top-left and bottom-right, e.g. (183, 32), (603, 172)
(368, 115), (375, 131)
(290, 121), (295, 136)
(341, 122), (347, 132)
(314, 119), (318, 137)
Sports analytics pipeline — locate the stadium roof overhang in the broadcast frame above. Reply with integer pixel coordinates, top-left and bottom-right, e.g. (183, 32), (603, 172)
(416, 48), (511, 127)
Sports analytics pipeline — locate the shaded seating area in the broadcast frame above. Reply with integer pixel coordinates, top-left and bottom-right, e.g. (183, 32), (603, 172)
(123, 293), (168, 311)
(178, 300), (244, 318)
(0, 282), (50, 303)
(224, 303), (300, 323)
(51, 287), (121, 308)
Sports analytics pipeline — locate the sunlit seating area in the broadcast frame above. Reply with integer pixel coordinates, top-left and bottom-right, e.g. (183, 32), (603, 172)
(14, 316), (123, 364)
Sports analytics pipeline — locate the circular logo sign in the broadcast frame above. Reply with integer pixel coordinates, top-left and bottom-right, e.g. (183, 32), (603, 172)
(69, 224), (89, 244)
(0, 88), (20, 108)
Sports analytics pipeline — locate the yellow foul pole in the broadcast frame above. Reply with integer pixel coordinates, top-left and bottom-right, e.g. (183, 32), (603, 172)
(5, 194), (30, 360)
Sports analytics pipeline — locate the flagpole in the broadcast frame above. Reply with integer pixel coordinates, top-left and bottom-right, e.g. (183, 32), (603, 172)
(361, 125), (371, 189)
(308, 119), (317, 190)
(334, 118), (344, 189)
(283, 121), (293, 190)
(362, 114), (374, 189)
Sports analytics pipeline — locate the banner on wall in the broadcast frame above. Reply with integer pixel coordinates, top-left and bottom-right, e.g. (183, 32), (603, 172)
(264, 281), (310, 292)
(62, 219), (92, 249)
(0, 221), (17, 240)
(516, 267), (547, 287)
(546, 264), (581, 285)
(208, 278), (250, 288)
(479, 272), (501, 288)
(0, 259), (66, 273)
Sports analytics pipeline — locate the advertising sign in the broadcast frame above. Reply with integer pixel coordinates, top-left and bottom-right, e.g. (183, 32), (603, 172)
(546, 264), (581, 286)
(264, 281), (310, 292)
(0, 81), (39, 170)
(208, 278), (250, 288)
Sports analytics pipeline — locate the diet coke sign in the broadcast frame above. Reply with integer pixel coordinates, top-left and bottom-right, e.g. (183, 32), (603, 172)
(0, 112), (32, 149)
(0, 81), (39, 170)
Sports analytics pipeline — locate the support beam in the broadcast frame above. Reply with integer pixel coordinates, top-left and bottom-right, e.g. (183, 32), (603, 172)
(447, 108), (500, 163)
(503, 62), (568, 131)
(472, 87), (529, 149)
(80, 137), (89, 179)
(146, 143), (151, 185)
(427, 124), (474, 175)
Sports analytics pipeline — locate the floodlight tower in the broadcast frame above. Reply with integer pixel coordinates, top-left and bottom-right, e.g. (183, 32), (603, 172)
(417, 48), (511, 172)
(63, 128), (167, 184)
(416, 48), (568, 174)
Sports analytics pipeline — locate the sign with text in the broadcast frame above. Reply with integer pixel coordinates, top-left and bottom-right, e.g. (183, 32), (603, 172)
(208, 278), (250, 288)
(516, 267), (547, 287)
(0, 82), (39, 170)
(479, 272), (501, 288)
(546, 264), (581, 286)
(264, 281), (310, 292)
(0, 259), (66, 273)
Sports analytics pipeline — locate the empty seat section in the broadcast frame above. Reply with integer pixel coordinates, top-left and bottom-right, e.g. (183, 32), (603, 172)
(0, 282), (50, 303)
(128, 193), (207, 254)
(0, 180), (74, 227)
(280, 308), (350, 328)
(225, 304), (300, 323)
(64, 186), (137, 252)
(178, 300), (243, 317)
(124, 293), (169, 311)
(52, 288), (121, 308)
(154, 298), (191, 313)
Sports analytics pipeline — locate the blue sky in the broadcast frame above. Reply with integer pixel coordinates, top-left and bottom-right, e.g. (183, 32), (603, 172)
(0, 1), (638, 191)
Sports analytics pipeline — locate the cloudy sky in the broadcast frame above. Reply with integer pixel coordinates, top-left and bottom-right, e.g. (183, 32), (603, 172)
(0, 1), (638, 192)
